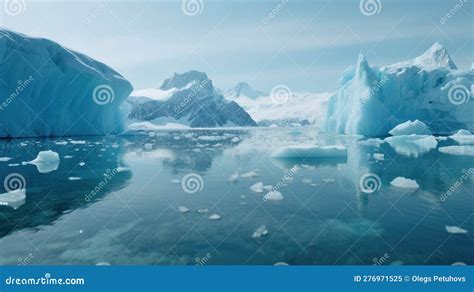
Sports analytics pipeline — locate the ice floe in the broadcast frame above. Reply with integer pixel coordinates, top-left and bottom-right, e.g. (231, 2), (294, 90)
(389, 120), (431, 136)
(449, 130), (474, 145)
(390, 177), (419, 189)
(264, 190), (283, 201)
(28, 150), (60, 173)
(209, 214), (221, 220)
(385, 135), (437, 157)
(0, 189), (26, 209)
(438, 146), (474, 156)
(178, 206), (190, 213)
(250, 182), (264, 193)
(252, 225), (268, 238)
(445, 226), (468, 234)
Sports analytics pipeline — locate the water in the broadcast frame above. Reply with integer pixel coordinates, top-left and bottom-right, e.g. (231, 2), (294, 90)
(0, 128), (472, 265)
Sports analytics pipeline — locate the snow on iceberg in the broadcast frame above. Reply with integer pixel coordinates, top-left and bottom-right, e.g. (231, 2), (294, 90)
(389, 120), (431, 136)
(385, 135), (437, 158)
(28, 150), (60, 173)
(272, 145), (347, 158)
(0, 29), (133, 138)
(325, 43), (473, 136)
(450, 130), (474, 145)
(390, 177), (419, 189)
(439, 145), (474, 156)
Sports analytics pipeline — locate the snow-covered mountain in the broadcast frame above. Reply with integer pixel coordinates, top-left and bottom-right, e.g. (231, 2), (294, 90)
(224, 82), (266, 100)
(325, 42), (473, 136)
(0, 29), (133, 138)
(126, 71), (257, 128)
(222, 81), (331, 127)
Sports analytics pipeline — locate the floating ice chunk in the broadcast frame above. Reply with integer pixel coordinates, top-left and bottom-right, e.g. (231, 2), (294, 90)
(358, 138), (385, 147)
(0, 189), (26, 209)
(436, 136), (448, 141)
(373, 153), (385, 161)
(64, 155), (73, 159)
(451, 262), (467, 266)
(250, 182), (264, 193)
(228, 172), (239, 183)
(240, 169), (259, 178)
(209, 214), (221, 220)
(68, 177), (82, 181)
(390, 177), (419, 189)
(144, 143), (153, 150)
(252, 225), (268, 238)
(170, 179), (181, 184)
(8, 163), (19, 167)
(272, 145), (347, 158)
(96, 262), (111, 266)
(450, 130), (474, 145)
(178, 206), (190, 213)
(54, 141), (68, 145)
(389, 120), (431, 136)
(0, 157), (13, 162)
(116, 166), (130, 172)
(28, 150), (60, 173)
(385, 135), (437, 157)
(70, 140), (86, 145)
(273, 262), (289, 266)
(264, 190), (283, 201)
(231, 137), (240, 143)
(79, 162), (86, 166)
(197, 209), (208, 214)
(439, 146), (474, 156)
(445, 226), (468, 234)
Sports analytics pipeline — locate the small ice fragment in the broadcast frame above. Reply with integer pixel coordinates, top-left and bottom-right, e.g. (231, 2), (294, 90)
(274, 262), (289, 266)
(170, 179), (181, 184)
(96, 262), (111, 266)
(250, 182), (264, 193)
(178, 206), (190, 213)
(68, 177), (82, 181)
(8, 163), (19, 167)
(70, 140), (86, 145)
(197, 209), (208, 214)
(240, 169), (259, 178)
(209, 214), (221, 220)
(359, 138), (385, 147)
(228, 172), (239, 183)
(79, 162), (86, 166)
(116, 166), (130, 172)
(64, 155), (73, 159)
(0, 189), (26, 209)
(439, 146), (474, 156)
(390, 177), (419, 189)
(264, 190), (283, 201)
(373, 153), (385, 161)
(231, 137), (240, 143)
(445, 226), (468, 234)
(252, 225), (268, 238)
(79, 229), (83, 234)
(54, 141), (68, 145)
(28, 150), (60, 173)
(0, 157), (13, 162)
(451, 262), (467, 266)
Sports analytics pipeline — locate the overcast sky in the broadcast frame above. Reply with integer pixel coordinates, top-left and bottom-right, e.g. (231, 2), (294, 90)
(1, 0), (472, 92)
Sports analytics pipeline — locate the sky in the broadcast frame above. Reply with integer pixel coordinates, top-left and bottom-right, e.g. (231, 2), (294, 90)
(0, 0), (472, 93)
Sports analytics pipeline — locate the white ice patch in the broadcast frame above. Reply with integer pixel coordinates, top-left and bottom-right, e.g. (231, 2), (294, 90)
(390, 177), (419, 189)
(68, 177), (82, 181)
(228, 172), (239, 183)
(178, 206), (190, 213)
(445, 226), (468, 234)
(272, 145), (347, 158)
(389, 120), (431, 136)
(0, 189), (26, 209)
(209, 214), (221, 220)
(28, 150), (60, 173)
(0, 157), (13, 162)
(240, 169), (259, 178)
(373, 153), (385, 161)
(252, 225), (268, 238)
(385, 135), (437, 158)
(450, 130), (474, 145)
(250, 182), (264, 193)
(439, 146), (474, 156)
(264, 190), (283, 201)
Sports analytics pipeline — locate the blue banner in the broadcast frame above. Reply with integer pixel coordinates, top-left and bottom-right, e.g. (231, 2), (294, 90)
(0, 266), (471, 291)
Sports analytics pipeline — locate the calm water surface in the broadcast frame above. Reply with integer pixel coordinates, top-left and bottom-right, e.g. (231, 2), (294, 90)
(0, 128), (472, 265)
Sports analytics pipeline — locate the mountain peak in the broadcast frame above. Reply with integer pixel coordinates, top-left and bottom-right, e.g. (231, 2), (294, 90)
(160, 70), (210, 90)
(225, 82), (265, 100)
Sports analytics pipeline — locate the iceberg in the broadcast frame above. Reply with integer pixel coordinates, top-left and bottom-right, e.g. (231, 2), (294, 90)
(385, 135), (437, 157)
(0, 29), (133, 138)
(445, 226), (468, 234)
(388, 120), (431, 136)
(325, 43), (473, 136)
(272, 145), (347, 158)
(450, 129), (474, 145)
(0, 189), (26, 209)
(28, 150), (60, 173)
(264, 190), (283, 201)
(439, 145), (474, 156)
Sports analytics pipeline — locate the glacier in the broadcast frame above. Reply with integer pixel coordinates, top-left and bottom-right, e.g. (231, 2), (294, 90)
(0, 29), (133, 138)
(324, 42), (473, 137)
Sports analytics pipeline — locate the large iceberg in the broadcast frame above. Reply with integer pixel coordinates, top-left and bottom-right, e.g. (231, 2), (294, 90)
(0, 29), (133, 138)
(325, 43), (473, 136)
